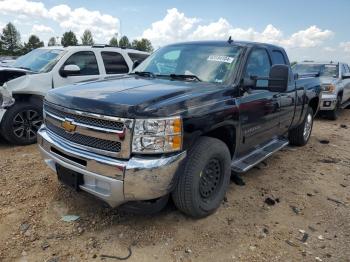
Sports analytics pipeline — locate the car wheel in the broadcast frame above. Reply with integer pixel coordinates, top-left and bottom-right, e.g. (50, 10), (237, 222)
(1, 102), (43, 145)
(172, 136), (231, 218)
(326, 96), (341, 120)
(288, 106), (314, 146)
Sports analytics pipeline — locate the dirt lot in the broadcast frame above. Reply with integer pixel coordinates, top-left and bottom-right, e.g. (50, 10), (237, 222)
(0, 111), (349, 262)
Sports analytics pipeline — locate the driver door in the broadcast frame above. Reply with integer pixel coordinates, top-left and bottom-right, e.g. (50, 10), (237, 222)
(53, 51), (101, 88)
(237, 48), (281, 157)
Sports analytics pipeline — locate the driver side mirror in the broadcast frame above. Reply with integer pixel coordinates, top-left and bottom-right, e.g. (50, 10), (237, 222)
(268, 64), (289, 92)
(132, 60), (141, 70)
(342, 72), (350, 79)
(60, 64), (81, 77)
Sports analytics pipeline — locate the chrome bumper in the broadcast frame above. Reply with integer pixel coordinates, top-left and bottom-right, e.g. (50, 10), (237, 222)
(37, 126), (186, 207)
(320, 93), (337, 111)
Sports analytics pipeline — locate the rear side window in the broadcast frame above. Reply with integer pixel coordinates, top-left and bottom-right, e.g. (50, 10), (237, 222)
(272, 50), (287, 65)
(64, 51), (99, 75)
(101, 52), (129, 74)
(128, 53), (149, 63)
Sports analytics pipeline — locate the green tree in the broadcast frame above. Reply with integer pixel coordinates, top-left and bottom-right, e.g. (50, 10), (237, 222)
(81, 29), (94, 45)
(23, 35), (44, 53)
(132, 38), (153, 52)
(109, 36), (119, 47)
(48, 37), (57, 46)
(61, 31), (78, 47)
(0, 22), (22, 55)
(119, 36), (131, 48)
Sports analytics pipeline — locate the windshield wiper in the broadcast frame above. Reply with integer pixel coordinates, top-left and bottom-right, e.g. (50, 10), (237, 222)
(169, 74), (202, 82)
(15, 66), (32, 71)
(133, 71), (156, 78)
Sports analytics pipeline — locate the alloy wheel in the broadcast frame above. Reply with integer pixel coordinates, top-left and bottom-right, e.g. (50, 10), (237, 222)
(12, 109), (43, 141)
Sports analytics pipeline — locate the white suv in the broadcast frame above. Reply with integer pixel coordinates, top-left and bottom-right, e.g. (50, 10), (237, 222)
(0, 46), (149, 144)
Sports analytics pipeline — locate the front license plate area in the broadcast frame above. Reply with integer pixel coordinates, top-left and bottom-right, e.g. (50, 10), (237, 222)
(56, 164), (84, 191)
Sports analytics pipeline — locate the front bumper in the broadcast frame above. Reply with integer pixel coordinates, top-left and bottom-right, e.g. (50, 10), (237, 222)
(320, 93), (337, 111)
(37, 126), (186, 207)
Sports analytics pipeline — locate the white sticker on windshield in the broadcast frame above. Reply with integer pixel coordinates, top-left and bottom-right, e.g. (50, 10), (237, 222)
(207, 55), (235, 64)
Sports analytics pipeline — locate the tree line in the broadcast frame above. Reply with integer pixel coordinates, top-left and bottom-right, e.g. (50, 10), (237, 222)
(0, 22), (154, 56)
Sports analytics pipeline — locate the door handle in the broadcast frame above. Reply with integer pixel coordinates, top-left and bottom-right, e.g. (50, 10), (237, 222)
(273, 94), (281, 98)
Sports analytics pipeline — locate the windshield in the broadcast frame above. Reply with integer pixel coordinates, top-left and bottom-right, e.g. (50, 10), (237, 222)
(293, 64), (339, 78)
(134, 43), (243, 84)
(12, 49), (65, 73)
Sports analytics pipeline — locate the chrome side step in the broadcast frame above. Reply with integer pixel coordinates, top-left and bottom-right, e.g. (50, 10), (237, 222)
(341, 100), (350, 109)
(231, 138), (289, 173)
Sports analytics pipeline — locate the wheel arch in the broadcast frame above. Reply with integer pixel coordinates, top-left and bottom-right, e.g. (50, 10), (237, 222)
(308, 96), (319, 116)
(201, 124), (237, 158)
(12, 93), (44, 107)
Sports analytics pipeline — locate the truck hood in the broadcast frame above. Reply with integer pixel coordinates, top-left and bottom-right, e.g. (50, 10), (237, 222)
(45, 75), (229, 118)
(319, 76), (340, 85)
(0, 67), (33, 86)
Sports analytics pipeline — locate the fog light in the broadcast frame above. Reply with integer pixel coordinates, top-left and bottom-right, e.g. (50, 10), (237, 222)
(323, 101), (331, 107)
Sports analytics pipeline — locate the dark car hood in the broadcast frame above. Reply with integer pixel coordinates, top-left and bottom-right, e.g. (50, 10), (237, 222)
(45, 75), (229, 118)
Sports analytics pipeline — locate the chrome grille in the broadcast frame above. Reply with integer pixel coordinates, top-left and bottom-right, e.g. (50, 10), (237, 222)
(46, 121), (121, 152)
(43, 102), (134, 159)
(44, 104), (124, 131)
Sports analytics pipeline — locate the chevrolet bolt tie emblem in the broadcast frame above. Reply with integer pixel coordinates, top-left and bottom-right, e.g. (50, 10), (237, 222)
(61, 119), (76, 133)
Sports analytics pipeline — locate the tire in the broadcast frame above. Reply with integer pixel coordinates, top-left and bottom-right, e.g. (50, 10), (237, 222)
(288, 106), (314, 146)
(172, 136), (231, 218)
(326, 95), (341, 120)
(0, 102), (43, 145)
(119, 195), (169, 215)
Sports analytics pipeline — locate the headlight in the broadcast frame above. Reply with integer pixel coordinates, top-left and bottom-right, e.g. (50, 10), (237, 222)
(0, 84), (15, 108)
(322, 84), (336, 93)
(132, 117), (182, 153)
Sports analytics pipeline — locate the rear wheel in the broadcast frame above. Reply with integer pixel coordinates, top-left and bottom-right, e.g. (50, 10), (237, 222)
(326, 95), (341, 120)
(0, 102), (43, 145)
(288, 106), (314, 146)
(172, 137), (231, 218)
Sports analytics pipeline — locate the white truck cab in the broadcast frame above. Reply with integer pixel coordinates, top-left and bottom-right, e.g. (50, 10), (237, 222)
(0, 46), (149, 144)
(293, 61), (350, 120)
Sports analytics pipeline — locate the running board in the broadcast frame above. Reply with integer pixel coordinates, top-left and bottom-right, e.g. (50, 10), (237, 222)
(231, 138), (289, 173)
(341, 100), (350, 109)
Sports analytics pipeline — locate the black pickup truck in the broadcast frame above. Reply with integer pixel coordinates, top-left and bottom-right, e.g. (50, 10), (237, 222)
(38, 40), (321, 218)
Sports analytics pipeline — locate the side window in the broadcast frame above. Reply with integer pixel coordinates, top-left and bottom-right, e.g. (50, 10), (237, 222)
(345, 64), (350, 73)
(63, 51), (99, 75)
(245, 49), (271, 88)
(101, 52), (129, 74)
(272, 50), (287, 65)
(128, 53), (149, 63)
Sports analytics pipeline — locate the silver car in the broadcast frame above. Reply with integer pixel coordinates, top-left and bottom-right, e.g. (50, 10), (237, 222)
(293, 61), (350, 119)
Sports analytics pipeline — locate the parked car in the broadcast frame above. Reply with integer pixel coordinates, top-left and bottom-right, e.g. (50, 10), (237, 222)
(0, 59), (16, 67)
(0, 46), (149, 144)
(37, 40), (321, 218)
(293, 61), (350, 120)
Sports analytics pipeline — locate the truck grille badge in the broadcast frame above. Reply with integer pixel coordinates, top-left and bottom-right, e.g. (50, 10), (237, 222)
(61, 119), (76, 133)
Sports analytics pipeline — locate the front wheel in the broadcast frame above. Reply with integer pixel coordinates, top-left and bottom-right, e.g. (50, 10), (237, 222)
(1, 102), (43, 145)
(172, 137), (231, 218)
(288, 106), (314, 146)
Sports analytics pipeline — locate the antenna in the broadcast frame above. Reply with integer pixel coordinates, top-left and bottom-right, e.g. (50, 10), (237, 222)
(228, 36), (233, 44)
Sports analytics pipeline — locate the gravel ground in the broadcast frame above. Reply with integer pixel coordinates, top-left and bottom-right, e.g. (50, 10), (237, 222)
(0, 111), (349, 262)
